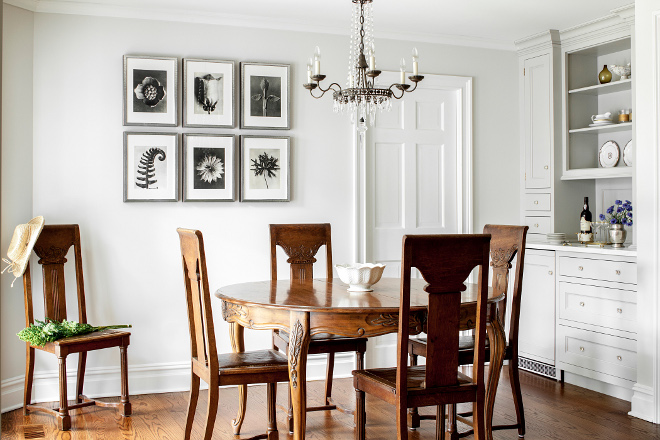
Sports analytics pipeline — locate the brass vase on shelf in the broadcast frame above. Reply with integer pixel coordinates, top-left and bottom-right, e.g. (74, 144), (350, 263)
(599, 65), (612, 84)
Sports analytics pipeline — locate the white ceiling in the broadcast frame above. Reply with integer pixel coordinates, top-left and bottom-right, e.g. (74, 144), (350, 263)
(10, 0), (634, 49)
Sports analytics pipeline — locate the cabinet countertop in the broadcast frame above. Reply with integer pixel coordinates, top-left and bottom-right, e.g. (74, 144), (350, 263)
(526, 240), (637, 257)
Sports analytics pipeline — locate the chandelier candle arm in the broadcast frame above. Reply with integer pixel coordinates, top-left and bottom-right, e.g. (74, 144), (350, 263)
(412, 47), (419, 76)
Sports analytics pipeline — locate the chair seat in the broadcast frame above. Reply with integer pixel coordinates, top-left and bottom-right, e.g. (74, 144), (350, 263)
(41, 329), (130, 355)
(218, 349), (289, 375)
(353, 365), (476, 406)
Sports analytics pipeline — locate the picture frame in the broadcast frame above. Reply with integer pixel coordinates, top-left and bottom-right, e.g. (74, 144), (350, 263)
(123, 55), (178, 126)
(183, 134), (236, 202)
(240, 136), (290, 202)
(183, 59), (235, 128)
(240, 62), (290, 130)
(124, 132), (179, 202)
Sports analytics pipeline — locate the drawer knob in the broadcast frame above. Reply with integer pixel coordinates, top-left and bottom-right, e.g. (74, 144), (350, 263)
(579, 302), (585, 307)
(578, 266), (584, 271)
(617, 308), (623, 314)
(534, 200), (539, 205)
(534, 223), (539, 228)
(615, 270), (621, 275)
(617, 356), (622, 361)
(548, 270), (553, 275)
(544, 165), (549, 170)
(580, 347), (585, 352)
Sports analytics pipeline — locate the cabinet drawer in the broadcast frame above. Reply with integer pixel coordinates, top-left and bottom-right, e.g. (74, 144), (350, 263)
(557, 325), (636, 382)
(523, 193), (551, 211)
(524, 216), (551, 235)
(558, 256), (637, 284)
(558, 282), (636, 334)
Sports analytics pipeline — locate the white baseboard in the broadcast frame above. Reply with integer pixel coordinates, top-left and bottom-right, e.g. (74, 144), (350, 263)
(630, 383), (656, 422)
(563, 371), (633, 402)
(1, 353), (355, 414)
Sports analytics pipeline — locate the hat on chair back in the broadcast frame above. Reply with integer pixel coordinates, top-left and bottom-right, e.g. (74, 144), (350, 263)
(2, 216), (45, 286)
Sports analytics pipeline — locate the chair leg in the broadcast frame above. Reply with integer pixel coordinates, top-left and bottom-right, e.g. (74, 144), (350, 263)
(447, 404), (459, 440)
(436, 404), (446, 440)
(76, 352), (87, 404)
(267, 383), (278, 440)
(287, 386), (294, 433)
(472, 399), (486, 440)
(57, 355), (71, 431)
(355, 389), (366, 440)
(397, 400), (408, 440)
(184, 374), (200, 440)
(325, 352), (335, 405)
(24, 345), (35, 415)
(407, 353), (420, 429)
(203, 384), (219, 440)
(509, 358), (526, 438)
(354, 351), (365, 427)
(119, 345), (131, 416)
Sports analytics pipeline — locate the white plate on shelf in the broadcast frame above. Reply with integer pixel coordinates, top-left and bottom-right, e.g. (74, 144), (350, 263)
(599, 140), (620, 168)
(623, 140), (633, 166)
(589, 121), (614, 127)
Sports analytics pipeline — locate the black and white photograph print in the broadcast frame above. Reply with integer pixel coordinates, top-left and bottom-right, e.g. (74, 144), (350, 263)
(183, 134), (236, 202)
(184, 59), (235, 128)
(241, 62), (290, 129)
(124, 56), (178, 126)
(240, 135), (290, 202)
(124, 132), (179, 202)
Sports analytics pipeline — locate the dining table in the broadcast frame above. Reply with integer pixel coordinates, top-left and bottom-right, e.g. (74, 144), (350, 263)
(215, 277), (506, 440)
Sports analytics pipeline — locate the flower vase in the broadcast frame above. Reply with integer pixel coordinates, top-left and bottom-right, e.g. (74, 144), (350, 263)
(609, 224), (627, 247)
(599, 65), (612, 84)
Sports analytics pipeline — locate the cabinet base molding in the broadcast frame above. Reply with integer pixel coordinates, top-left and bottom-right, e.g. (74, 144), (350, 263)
(519, 357), (556, 379)
(562, 371), (634, 402)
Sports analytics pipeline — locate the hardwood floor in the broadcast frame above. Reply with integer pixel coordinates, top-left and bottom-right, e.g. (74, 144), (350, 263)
(2, 366), (659, 439)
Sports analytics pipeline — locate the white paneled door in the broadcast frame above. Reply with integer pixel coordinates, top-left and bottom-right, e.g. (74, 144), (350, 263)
(357, 73), (473, 368)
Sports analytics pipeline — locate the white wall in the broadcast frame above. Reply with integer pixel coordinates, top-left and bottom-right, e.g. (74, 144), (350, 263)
(1, 4), (34, 408)
(1, 8), (519, 411)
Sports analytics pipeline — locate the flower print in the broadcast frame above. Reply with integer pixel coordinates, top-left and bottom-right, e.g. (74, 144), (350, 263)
(134, 76), (166, 107)
(196, 155), (224, 184)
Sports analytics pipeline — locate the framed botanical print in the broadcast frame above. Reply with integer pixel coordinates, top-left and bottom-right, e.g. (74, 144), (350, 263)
(183, 59), (235, 128)
(124, 132), (179, 201)
(183, 134), (236, 202)
(123, 55), (178, 126)
(240, 62), (290, 130)
(240, 136), (290, 202)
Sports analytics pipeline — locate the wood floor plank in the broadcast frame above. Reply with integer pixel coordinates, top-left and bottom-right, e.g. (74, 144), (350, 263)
(3, 366), (659, 439)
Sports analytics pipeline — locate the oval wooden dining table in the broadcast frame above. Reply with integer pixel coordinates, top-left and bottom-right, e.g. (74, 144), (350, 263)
(215, 277), (506, 440)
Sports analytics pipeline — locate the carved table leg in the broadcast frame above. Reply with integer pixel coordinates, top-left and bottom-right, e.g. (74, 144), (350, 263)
(485, 315), (506, 440)
(230, 322), (247, 435)
(289, 311), (311, 440)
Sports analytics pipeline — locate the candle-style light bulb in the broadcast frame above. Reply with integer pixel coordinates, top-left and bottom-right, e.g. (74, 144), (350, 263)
(400, 58), (406, 84)
(412, 47), (419, 76)
(314, 46), (321, 75)
(306, 59), (312, 83)
(369, 42), (376, 71)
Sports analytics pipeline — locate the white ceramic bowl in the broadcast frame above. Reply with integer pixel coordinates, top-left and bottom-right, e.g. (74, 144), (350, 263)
(335, 263), (386, 292)
(609, 64), (631, 79)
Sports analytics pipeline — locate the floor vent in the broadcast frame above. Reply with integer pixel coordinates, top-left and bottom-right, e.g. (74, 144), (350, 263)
(519, 357), (556, 379)
(21, 425), (45, 439)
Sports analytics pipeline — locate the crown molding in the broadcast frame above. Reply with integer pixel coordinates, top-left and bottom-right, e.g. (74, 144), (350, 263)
(515, 29), (560, 57)
(3, 0), (515, 51)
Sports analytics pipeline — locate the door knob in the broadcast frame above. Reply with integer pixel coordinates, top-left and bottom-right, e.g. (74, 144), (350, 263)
(548, 270), (553, 275)
(578, 266), (584, 271)
(544, 165), (549, 170)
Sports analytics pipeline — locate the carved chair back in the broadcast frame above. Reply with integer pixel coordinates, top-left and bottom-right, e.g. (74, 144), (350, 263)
(269, 223), (332, 281)
(397, 234), (490, 394)
(483, 224), (528, 346)
(177, 228), (218, 373)
(23, 225), (87, 327)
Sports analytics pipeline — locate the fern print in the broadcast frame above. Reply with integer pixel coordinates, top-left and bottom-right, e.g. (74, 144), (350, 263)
(135, 147), (166, 189)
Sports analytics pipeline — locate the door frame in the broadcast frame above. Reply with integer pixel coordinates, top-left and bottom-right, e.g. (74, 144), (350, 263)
(352, 73), (474, 263)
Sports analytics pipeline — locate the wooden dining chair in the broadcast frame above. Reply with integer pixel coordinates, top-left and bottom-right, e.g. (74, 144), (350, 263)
(353, 234), (491, 440)
(178, 228), (290, 440)
(269, 223), (368, 431)
(408, 224), (529, 438)
(21, 225), (131, 431)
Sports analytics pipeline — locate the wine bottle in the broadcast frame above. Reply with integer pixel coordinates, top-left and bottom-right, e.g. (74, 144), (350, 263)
(580, 197), (592, 233)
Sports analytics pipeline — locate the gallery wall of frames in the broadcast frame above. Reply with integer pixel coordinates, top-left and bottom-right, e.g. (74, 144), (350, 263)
(122, 55), (291, 202)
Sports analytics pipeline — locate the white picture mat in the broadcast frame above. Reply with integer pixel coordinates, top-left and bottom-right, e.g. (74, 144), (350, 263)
(184, 60), (234, 127)
(125, 134), (177, 200)
(184, 135), (235, 201)
(242, 64), (289, 129)
(242, 137), (289, 201)
(125, 57), (177, 125)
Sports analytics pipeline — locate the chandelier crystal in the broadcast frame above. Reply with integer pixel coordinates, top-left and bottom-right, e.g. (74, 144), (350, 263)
(303, 0), (424, 126)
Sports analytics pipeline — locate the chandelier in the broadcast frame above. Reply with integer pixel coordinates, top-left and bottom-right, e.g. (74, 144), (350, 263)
(303, 0), (424, 126)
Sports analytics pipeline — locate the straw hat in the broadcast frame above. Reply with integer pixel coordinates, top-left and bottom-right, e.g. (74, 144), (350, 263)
(2, 216), (45, 286)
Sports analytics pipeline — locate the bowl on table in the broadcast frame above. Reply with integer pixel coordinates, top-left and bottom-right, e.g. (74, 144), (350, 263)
(335, 263), (386, 292)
